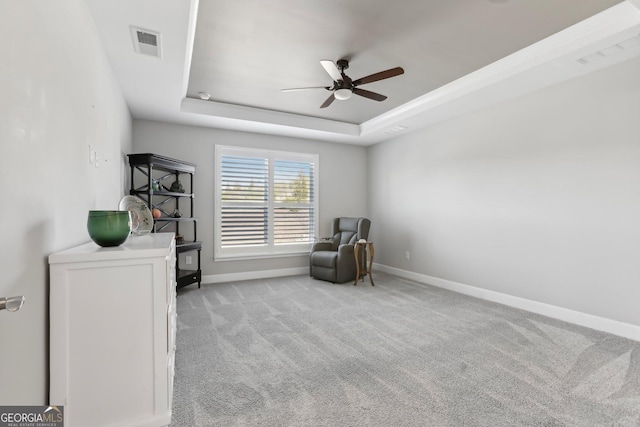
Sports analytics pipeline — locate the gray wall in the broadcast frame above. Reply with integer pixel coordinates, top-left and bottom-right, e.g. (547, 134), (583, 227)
(0, 0), (133, 403)
(132, 120), (368, 277)
(368, 56), (640, 327)
(3, 0), (637, 405)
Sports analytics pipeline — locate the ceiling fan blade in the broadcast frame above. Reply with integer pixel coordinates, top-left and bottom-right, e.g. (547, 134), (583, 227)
(281, 86), (329, 92)
(320, 94), (336, 109)
(320, 60), (343, 82)
(353, 88), (387, 102)
(353, 67), (404, 86)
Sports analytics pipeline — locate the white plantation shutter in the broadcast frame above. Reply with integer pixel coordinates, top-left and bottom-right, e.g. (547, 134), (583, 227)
(215, 145), (318, 259)
(273, 159), (315, 245)
(220, 155), (268, 247)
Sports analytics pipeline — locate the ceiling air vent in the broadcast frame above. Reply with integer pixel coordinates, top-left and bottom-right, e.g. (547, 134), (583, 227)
(385, 125), (407, 135)
(576, 33), (640, 65)
(130, 26), (161, 58)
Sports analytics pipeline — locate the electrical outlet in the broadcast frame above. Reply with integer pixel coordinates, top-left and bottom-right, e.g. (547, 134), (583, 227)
(405, 251), (410, 260)
(185, 255), (192, 265)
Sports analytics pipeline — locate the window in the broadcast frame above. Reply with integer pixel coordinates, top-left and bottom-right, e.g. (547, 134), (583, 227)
(214, 145), (319, 259)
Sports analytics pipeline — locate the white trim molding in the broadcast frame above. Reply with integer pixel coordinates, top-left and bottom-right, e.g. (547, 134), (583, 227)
(373, 263), (640, 342)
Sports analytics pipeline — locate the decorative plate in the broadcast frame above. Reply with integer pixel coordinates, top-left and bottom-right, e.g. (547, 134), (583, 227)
(118, 195), (154, 235)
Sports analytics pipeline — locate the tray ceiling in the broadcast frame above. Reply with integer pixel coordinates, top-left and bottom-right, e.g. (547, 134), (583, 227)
(85, 0), (640, 144)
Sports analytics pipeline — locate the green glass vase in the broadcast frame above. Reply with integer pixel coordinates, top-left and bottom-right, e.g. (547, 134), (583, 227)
(87, 210), (131, 247)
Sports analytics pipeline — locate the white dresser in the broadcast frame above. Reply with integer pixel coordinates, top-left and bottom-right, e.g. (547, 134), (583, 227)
(49, 233), (177, 427)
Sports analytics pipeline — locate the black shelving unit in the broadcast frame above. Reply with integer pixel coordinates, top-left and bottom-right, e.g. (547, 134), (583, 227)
(127, 153), (202, 289)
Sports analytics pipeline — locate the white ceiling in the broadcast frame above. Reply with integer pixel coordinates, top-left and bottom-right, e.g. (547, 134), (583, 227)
(85, 0), (640, 145)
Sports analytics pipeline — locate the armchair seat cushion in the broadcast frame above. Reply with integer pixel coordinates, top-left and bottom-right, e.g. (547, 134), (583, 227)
(310, 251), (337, 268)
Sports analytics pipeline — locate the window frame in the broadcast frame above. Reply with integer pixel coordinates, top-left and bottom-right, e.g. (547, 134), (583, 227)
(214, 145), (319, 260)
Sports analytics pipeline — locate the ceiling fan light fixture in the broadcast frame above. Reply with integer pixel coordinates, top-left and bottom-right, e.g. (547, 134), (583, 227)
(334, 88), (352, 100)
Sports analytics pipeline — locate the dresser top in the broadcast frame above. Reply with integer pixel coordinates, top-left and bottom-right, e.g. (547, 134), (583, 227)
(49, 233), (175, 264)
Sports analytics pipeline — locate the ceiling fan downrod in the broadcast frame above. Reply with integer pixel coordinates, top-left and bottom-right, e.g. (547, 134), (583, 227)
(333, 59), (353, 100)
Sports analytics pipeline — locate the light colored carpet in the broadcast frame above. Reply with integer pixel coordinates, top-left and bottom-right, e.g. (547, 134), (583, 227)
(170, 273), (640, 426)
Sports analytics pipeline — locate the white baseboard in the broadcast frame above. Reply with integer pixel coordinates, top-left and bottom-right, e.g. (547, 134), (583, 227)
(373, 263), (640, 342)
(202, 267), (308, 284)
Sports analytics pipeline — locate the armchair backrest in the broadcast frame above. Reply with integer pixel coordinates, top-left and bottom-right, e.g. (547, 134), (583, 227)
(330, 217), (371, 250)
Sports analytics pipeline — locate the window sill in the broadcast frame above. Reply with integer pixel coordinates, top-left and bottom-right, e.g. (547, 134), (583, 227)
(214, 251), (311, 262)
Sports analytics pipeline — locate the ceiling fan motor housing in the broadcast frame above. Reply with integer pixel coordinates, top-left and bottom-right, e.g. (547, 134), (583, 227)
(336, 59), (350, 71)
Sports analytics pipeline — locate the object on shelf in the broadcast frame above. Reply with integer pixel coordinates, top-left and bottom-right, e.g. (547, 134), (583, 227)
(151, 179), (160, 191)
(119, 196), (153, 235)
(175, 234), (184, 245)
(152, 208), (162, 219)
(170, 179), (185, 193)
(87, 210), (131, 247)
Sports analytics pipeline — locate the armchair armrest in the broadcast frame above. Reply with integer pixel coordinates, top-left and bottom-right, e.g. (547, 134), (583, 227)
(336, 243), (355, 258)
(311, 241), (333, 253)
(334, 243), (357, 282)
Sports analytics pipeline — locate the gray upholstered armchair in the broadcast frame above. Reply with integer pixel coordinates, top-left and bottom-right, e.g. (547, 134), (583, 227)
(310, 217), (371, 283)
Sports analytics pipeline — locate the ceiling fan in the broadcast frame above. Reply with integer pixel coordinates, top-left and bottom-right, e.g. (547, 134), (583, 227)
(282, 59), (404, 108)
